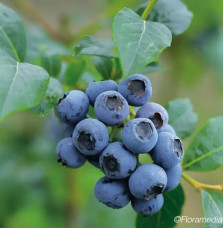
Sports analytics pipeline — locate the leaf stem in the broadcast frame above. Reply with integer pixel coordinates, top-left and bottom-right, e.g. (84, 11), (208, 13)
(141, 0), (158, 20)
(182, 172), (223, 192)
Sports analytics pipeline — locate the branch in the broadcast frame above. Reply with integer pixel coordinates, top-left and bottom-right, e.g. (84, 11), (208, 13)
(182, 172), (223, 192)
(141, 0), (158, 20)
(11, 0), (71, 43)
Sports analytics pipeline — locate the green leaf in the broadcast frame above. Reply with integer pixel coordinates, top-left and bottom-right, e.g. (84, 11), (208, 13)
(63, 58), (86, 85)
(0, 3), (26, 61)
(183, 116), (223, 171)
(74, 36), (116, 58)
(93, 56), (113, 80)
(0, 57), (49, 120)
(39, 47), (62, 77)
(136, 185), (185, 228)
(112, 8), (172, 77)
(166, 99), (197, 139)
(140, 62), (164, 74)
(32, 77), (63, 116)
(138, 0), (193, 35)
(201, 190), (223, 228)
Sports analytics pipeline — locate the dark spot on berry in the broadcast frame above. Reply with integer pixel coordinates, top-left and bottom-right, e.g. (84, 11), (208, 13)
(174, 138), (183, 158)
(136, 121), (153, 140)
(101, 153), (120, 176)
(58, 93), (68, 105)
(106, 96), (123, 111)
(144, 183), (164, 200)
(128, 79), (146, 96)
(57, 156), (62, 163)
(77, 131), (96, 150)
(149, 112), (163, 128)
(128, 169), (134, 174)
(113, 114), (121, 119)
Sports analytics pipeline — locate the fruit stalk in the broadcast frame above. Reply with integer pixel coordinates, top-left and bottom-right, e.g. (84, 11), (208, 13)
(182, 172), (223, 192)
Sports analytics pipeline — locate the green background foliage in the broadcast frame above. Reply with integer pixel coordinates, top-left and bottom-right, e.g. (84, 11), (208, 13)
(0, 0), (223, 228)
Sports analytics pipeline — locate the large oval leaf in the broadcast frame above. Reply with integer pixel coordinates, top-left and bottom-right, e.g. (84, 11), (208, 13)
(74, 36), (116, 58)
(0, 3), (26, 61)
(136, 184), (185, 228)
(0, 57), (49, 120)
(183, 116), (223, 171)
(201, 190), (223, 228)
(166, 98), (198, 139)
(112, 7), (172, 77)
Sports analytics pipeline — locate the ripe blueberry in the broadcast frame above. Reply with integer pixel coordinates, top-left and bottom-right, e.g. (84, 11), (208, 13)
(72, 118), (109, 155)
(151, 132), (184, 169)
(56, 138), (86, 168)
(165, 163), (182, 192)
(86, 80), (118, 106)
(57, 90), (89, 125)
(157, 123), (176, 135)
(94, 91), (129, 126)
(99, 142), (137, 179)
(129, 164), (167, 200)
(131, 194), (164, 216)
(118, 74), (152, 106)
(136, 102), (169, 129)
(122, 118), (158, 154)
(94, 177), (131, 209)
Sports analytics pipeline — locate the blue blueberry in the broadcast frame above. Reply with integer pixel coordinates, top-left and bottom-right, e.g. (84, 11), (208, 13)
(151, 132), (184, 169)
(129, 164), (167, 200)
(72, 118), (109, 155)
(87, 154), (100, 169)
(56, 138), (86, 168)
(122, 118), (158, 154)
(99, 142), (137, 179)
(57, 90), (89, 125)
(94, 177), (131, 209)
(86, 80), (118, 106)
(64, 124), (75, 137)
(136, 102), (169, 129)
(94, 91), (129, 126)
(131, 194), (164, 216)
(157, 124), (176, 135)
(165, 164), (182, 192)
(44, 115), (67, 141)
(118, 74), (152, 106)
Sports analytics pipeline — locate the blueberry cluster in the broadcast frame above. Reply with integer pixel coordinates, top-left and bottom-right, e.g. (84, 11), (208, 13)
(55, 74), (184, 216)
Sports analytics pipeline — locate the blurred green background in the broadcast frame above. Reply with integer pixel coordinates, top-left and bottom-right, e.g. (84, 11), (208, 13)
(0, 0), (223, 227)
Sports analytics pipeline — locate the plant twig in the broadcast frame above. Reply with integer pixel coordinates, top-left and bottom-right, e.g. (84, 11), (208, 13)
(141, 0), (158, 20)
(109, 127), (116, 142)
(11, 0), (70, 43)
(129, 106), (136, 119)
(182, 172), (223, 192)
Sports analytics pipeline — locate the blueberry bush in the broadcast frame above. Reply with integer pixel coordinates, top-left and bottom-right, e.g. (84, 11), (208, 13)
(0, 0), (223, 227)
